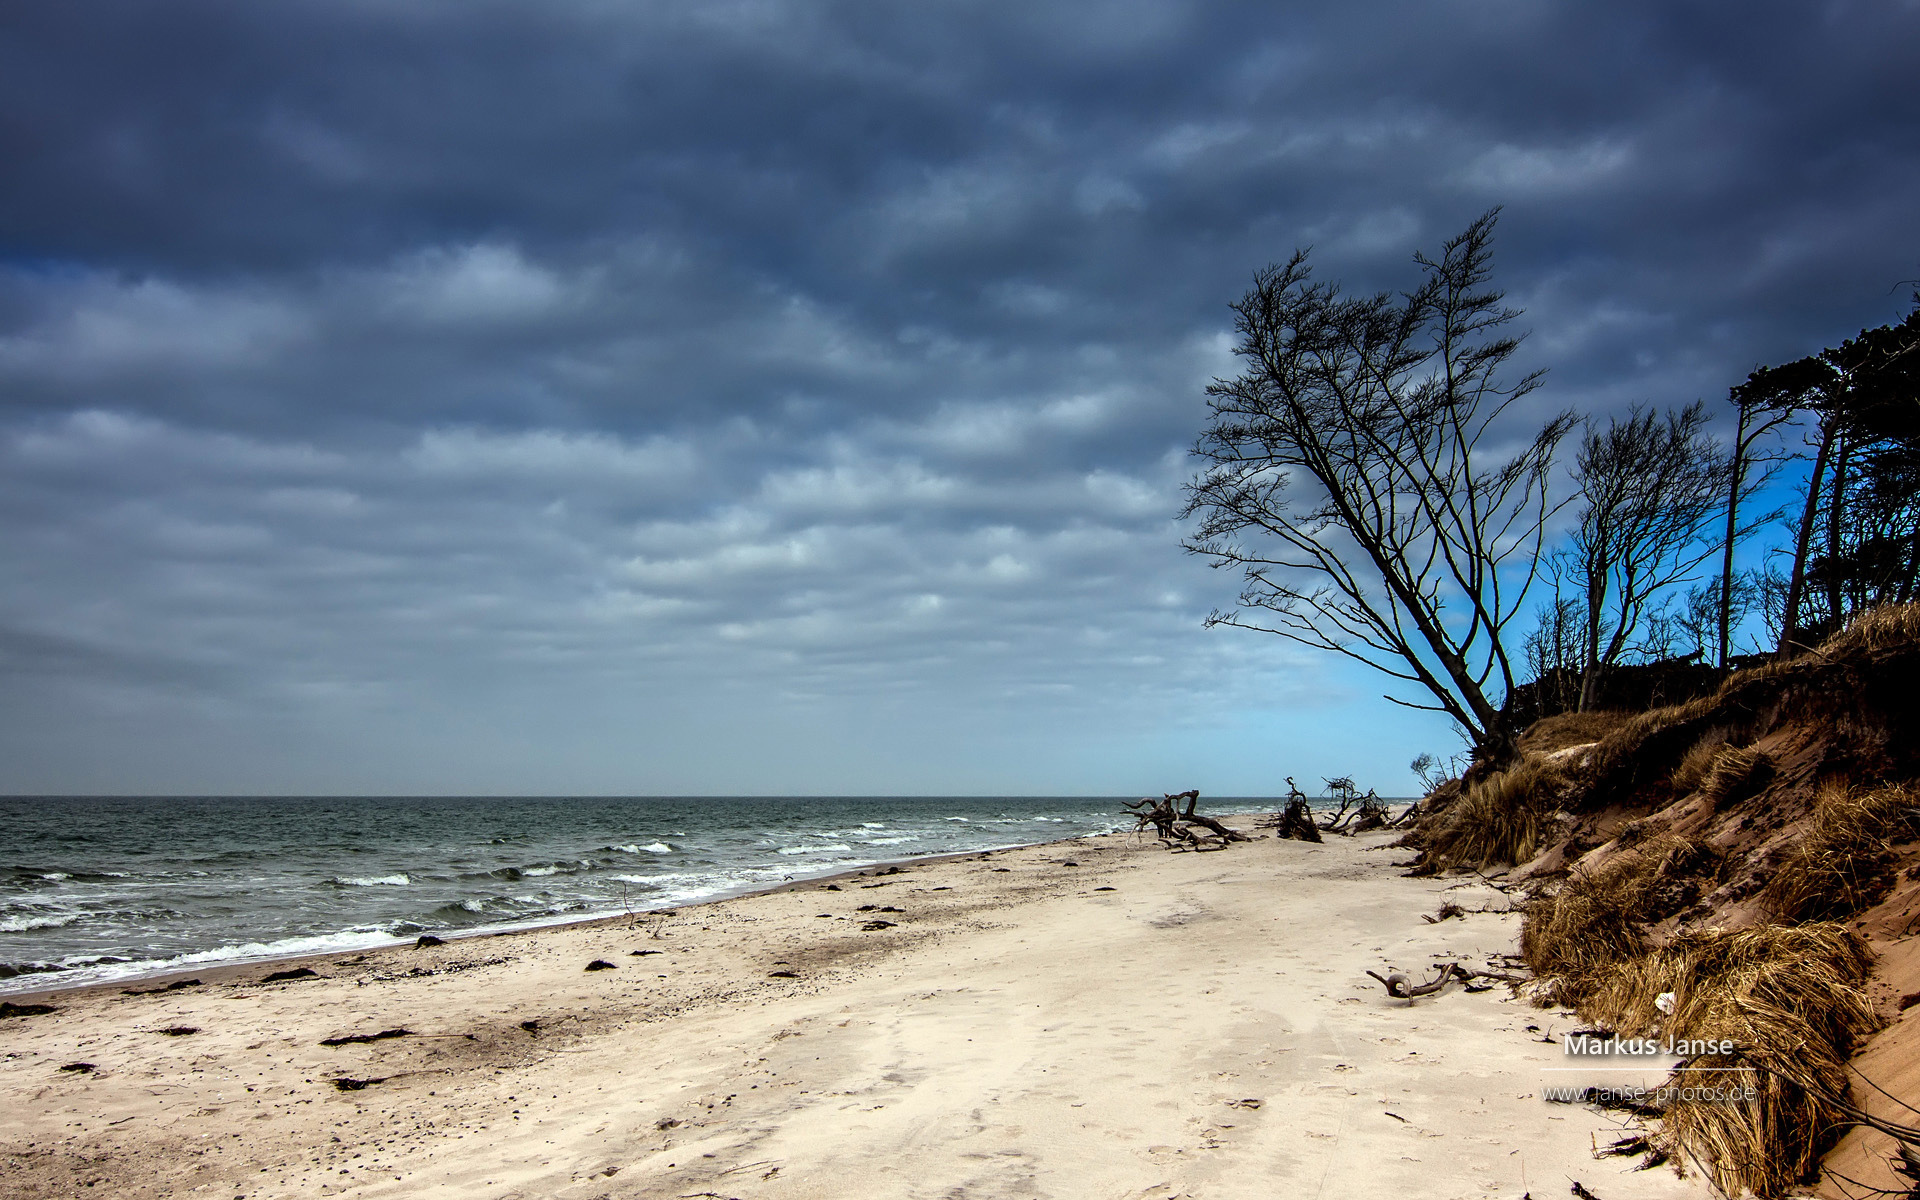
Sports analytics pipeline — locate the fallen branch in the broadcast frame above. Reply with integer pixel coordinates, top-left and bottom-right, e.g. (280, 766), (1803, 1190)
(1366, 963), (1466, 999)
(1365, 962), (1526, 1000)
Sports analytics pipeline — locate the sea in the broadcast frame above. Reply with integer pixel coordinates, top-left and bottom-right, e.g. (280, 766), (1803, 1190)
(0, 794), (1289, 995)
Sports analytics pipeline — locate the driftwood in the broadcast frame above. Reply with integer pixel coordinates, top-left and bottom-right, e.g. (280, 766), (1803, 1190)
(1367, 963), (1467, 999)
(1322, 788), (1390, 835)
(1251, 778), (1324, 841)
(1317, 777), (1360, 830)
(1365, 962), (1528, 1000)
(1125, 790), (1251, 851)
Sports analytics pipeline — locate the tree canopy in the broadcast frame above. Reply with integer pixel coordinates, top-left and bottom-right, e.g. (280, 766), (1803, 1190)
(1183, 211), (1572, 756)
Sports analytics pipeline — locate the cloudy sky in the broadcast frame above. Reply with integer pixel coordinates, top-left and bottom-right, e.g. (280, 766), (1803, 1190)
(1, 1), (1916, 796)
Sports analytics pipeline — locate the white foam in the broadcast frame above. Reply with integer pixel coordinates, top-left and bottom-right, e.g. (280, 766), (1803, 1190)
(0, 927), (407, 996)
(778, 844), (852, 855)
(861, 836), (917, 845)
(333, 873), (410, 887)
(643, 842), (673, 854)
(612, 844), (641, 854)
(522, 865), (564, 877)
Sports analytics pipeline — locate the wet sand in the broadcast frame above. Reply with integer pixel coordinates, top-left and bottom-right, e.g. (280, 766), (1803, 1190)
(0, 824), (1708, 1199)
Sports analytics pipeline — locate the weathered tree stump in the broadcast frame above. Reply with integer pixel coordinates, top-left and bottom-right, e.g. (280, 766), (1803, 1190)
(1277, 798), (1323, 842)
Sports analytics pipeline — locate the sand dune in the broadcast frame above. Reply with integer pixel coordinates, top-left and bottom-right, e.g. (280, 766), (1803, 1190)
(0, 826), (1707, 1198)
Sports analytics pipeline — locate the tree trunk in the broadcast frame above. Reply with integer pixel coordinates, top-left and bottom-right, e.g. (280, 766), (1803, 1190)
(1779, 419), (1837, 656)
(1900, 519), (1920, 604)
(1718, 404), (1752, 669)
(1824, 433), (1851, 633)
(1577, 560), (1608, 712)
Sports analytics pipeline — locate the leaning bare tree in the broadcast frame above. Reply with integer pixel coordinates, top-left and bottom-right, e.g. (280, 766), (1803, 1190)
(1182, 210), (1573, 762)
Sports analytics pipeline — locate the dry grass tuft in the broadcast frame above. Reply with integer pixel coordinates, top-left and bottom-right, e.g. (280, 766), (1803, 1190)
(1761, 782), (1918, 922)
(1670, 727), (1732, 794)
(1516, 709), (1635, 755)
(1419, 756), (1564, 869)
(1697, 745), (1774, 811)
(1819, 603), (1920, 656)
(1520, 837), (1705, 999)
(1576, 924), (1879, 1198)
(1567, 694), (1728, 811)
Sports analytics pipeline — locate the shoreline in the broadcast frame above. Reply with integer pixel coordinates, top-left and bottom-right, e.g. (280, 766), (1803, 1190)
(0, 832), (1119, 1003)
(1, 800), (1353, 1002)
(0, 816), (1709, 1199)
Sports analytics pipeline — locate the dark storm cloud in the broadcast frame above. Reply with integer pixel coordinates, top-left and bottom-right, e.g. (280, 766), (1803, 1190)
(0, 0), (1915, 792)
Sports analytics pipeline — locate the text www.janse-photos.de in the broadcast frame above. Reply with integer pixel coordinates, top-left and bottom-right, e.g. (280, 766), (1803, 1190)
(1542, 1032), (1759, 1106)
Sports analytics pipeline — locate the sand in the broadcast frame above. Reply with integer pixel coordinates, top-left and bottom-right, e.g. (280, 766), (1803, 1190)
(0, 824), (1711, 1200)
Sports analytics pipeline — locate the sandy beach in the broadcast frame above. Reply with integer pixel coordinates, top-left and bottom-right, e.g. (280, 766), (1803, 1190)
(1, 823), (1709, 1200)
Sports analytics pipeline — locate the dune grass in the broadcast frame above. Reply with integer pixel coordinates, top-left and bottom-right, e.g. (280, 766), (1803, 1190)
(1577, 924), (1880, 1198)
(1520, 838), (1695, 999)
(1524, 844), (1882, 1197)
(1419, 756), (1563, 869)
(1669, 726), (1731, 794)
(1761, 782), (1917, 922)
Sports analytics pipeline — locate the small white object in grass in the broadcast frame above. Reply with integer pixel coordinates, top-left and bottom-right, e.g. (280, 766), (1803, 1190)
(1654, 991), (1676, 1015)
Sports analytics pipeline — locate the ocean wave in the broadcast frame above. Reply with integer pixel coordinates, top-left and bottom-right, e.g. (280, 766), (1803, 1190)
(522, 858), (594, 877)
(0, 796), (1146, 996)
(166, 929), (404, 967)
(2, 867), (126, 889)
(0, 960), (68, 979)
(0, 912), (84, 933)
(425, 898), (511, 925)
